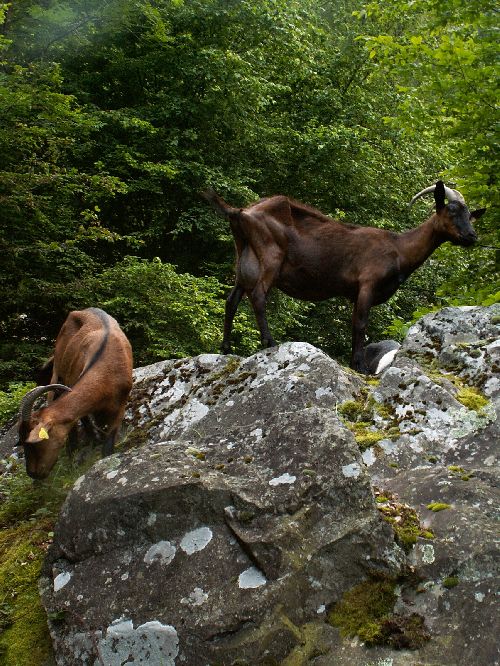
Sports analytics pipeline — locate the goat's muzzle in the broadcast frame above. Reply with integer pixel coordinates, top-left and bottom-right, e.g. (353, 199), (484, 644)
(459, 231), (478, 246)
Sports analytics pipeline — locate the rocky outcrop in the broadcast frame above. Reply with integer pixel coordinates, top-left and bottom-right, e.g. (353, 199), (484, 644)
(39, 306), (500, 666)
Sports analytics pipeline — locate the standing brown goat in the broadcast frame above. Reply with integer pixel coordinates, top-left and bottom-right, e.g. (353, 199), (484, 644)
(203, 181), (485, 373)
(18, 308), (133, 479)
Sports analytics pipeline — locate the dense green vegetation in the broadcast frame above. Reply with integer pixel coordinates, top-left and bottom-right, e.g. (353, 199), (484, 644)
(0, 0), (498, 388)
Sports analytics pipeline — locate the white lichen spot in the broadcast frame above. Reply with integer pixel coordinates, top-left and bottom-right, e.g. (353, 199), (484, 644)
(475, 592), (485, 602)
(106, 470), (119, 480)
(420, 544), (435, 564)
(250, 428), (263, 441)
(53, 571), (71, 592)
(342, 462), (361, 478)
(73, 475), (85, 491)
(180, 587), (209, 606)
(144, 540), (176, 566)
(121, 572), (129, 581)
(317, 604), (326, 614)
(238, 566), (267, 589)
(308, 576), (322, 590)
(315, 387), (333, 399)
(98, 618), (179, 665)
(147, 513), (157, 526)
(225, 400), (235, 407)
(180, 527), (213, 555)
(269, 472), (296, 486)
(361, 447), (376, 467)
(117, 477), (128, 486)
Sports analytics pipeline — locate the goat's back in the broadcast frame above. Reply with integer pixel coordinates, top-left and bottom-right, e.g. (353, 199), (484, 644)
(53, 308), (132, 389)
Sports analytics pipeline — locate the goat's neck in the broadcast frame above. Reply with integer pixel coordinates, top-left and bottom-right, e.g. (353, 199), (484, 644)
(44, 390), (90, 424)
(396, 218), (444, 275)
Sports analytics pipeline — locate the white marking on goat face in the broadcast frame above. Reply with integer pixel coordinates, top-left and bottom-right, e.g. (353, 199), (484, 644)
(375, 349), (399, 374)
(238, 566), (267, 589)
(144, 541), (176, 566)
(180, 527), (213, 555)
(269, 473), (296, 486)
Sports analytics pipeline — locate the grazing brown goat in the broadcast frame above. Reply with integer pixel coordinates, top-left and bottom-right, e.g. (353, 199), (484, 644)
(203, 181), (485, 373)
(18, 308), (133, 479)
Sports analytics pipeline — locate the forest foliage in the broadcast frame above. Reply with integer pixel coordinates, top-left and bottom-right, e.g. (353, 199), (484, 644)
(0, 0), (498, 390)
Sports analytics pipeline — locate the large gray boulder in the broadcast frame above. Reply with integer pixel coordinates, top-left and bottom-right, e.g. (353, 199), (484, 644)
(328, 305), (499, 666)
(40, 343), (404, 665)
(39, 307), (499, 666)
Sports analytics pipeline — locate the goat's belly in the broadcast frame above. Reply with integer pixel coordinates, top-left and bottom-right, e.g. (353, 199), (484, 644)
(276, 274), (343, 302)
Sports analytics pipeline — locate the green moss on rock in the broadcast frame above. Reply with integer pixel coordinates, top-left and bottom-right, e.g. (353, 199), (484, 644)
(377, 497), (434, 552)
(427, 502), (451, 512)
(0, 521), (54, 665)
(328, 579), (430, 650)
(0, 454), (97, 665)
(455, 386), (489, 412)
(328, 580), (397, 645)
(442, 576), (459, 589)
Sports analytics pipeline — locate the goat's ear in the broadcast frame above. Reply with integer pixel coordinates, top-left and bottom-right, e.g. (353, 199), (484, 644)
(434, 180), (446, 212)
(470, 208), (486, 222)
(25, 422), (52, 444)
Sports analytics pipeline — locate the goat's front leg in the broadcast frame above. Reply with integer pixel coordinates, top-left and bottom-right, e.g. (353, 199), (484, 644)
(351, 288), (373, 374)
(222, 284), (245, 354)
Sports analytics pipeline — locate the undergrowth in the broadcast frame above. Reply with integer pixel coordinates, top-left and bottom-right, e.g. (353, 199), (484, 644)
(0, 452), (98, 665)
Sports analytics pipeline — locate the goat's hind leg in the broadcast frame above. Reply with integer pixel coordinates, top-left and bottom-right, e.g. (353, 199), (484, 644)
(222, 284), (245, 354)
(101, 404), (127, 457)
(248, 284), (276, 349)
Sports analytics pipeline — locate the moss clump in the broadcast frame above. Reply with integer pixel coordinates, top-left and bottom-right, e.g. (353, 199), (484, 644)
(0, 453), (98, 665)
(455, 386), (489, 412)
(448, 465), (474, 481)
(442, 576), (459, 589)
(378, 613), (430, 649)
(328, 580), (397, 645)
(338, 400), (372, 422)
(0, 520), (54, 664)
(329, 579), (430, 650)
(427, 502), (451, 512)
(376, 496), (434, 552)
(353, 429), (386, 451)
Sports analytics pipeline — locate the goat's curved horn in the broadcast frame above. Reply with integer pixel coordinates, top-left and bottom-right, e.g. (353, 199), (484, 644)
(408, 184), (465, 208)
(19, 384), (72, 423)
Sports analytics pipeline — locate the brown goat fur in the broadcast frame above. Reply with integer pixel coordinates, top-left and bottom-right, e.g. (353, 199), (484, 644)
(203, 181), (485, 373)
(18, 308), (133, 479)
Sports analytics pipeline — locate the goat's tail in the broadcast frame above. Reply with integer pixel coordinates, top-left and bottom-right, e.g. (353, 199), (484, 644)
(201, 188), (241, 221)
